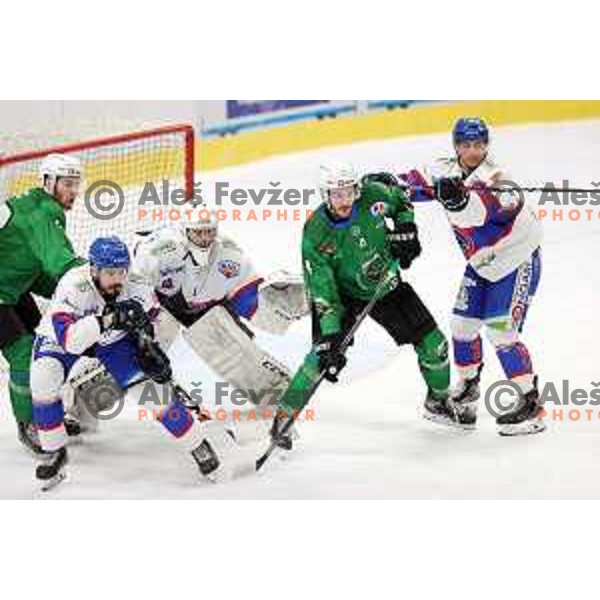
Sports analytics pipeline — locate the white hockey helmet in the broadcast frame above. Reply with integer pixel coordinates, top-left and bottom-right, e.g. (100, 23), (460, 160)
(318, 161), (360, 205)
(40, 154), (82, 195)
(183, 207), (219, 250)
(40, 153), (82, 182)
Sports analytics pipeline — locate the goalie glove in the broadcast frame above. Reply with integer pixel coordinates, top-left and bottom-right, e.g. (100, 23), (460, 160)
(387, 222), (421, 269)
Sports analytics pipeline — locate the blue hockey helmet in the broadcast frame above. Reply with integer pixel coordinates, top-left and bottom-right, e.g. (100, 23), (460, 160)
(452, 117), (489, 145)
(88, 236), (131, 270)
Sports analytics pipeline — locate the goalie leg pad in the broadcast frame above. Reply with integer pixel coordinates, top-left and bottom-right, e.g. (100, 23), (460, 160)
(183, 306), (291, 403)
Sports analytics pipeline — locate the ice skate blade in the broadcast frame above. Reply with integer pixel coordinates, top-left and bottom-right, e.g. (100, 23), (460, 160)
(202, 461), (234, 484)
(39, 470), (68, 492)
(421, 409), (476, 431)
(497, 420), (546, 437)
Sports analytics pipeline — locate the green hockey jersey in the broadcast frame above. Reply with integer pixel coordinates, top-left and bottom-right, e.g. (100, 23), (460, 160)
(302, 180), (415, 336)
(0, 188), (84, 305)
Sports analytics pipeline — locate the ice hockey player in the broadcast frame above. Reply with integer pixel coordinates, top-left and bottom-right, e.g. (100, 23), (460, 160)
(270, 162), (455, 451)
(0, 154), (85, 453)
(132, 210), (308, 407)
(31, 236), (232, 490)
(401, 117), (544, 436)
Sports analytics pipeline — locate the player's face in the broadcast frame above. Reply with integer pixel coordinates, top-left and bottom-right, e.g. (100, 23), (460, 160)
(187, 227), (217, 249)
(328, 185), (357, 219)
(53, 177), (81, 210)
(95, 267), (128, 298)
(455, 140), (488, 170)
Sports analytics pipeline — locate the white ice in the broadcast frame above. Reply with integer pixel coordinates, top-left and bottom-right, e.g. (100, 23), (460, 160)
(2, 118), (600, 499)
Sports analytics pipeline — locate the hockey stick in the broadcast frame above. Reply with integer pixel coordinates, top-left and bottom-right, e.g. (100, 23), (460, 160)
(134, 330), (209, 418)
(396, 179), (600, 195)
(255, 270), (396, 472)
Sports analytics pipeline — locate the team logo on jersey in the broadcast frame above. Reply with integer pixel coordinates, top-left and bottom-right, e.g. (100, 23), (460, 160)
(361, 255), (386, 285)
(218, 259), (240, 278)
(370, 201), (386, 217)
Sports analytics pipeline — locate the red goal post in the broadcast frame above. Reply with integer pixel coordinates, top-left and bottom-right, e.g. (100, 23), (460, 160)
(0, 123), (196, 254)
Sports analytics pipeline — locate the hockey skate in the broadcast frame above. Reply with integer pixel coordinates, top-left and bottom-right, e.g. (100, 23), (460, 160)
(36, 447), (68, 491)
(448, 364), (483, 428)
(64, 416), (82, 438)
(422, 391), (473, 429)
(189, 422), (237, 483)
(496, 378), (546, 436)
(17, 421), (45, 455)
(191, 439), (222, 482)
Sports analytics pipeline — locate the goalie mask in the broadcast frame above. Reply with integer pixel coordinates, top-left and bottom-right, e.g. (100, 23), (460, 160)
(183, 209), (219, 265)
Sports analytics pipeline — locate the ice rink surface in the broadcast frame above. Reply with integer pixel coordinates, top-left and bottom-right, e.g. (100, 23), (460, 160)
(2, 118), (600, 499)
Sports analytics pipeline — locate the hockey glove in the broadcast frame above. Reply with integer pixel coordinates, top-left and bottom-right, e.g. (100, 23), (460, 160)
(136, 337), (173, 384)
(316, 333), (347, 383)
(361, 172), (402, 190)
(387, 222), (421, 269)
(434, 176), (469, 211)
(100, 299), (153, 336)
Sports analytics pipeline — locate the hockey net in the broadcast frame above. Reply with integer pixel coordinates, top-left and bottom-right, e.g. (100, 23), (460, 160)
(0, 123), (195, 255)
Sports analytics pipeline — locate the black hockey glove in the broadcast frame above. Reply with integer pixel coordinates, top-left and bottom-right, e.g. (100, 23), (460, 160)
(361, 172), (402, 190)
(387, 222), (421, 269)
(434, 176), (469, 211)
(136, 337), (172, 384)
(100, 299), (153, 336)
(316, 333), (347, 383)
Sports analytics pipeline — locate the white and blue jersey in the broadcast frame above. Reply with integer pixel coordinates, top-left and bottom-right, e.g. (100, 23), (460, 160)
(31, 263), (215, 456)
(402, 155), (543, 389)
(31, 265), (163, 450)
(132, 226), (263, 324)
(403, 155), (542, 283)
(34, 263), (159, 387)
